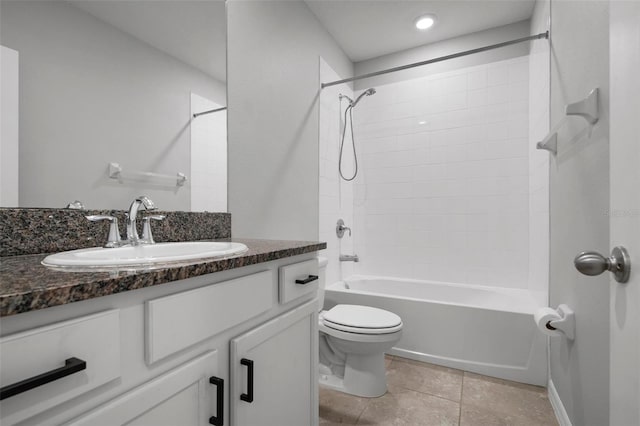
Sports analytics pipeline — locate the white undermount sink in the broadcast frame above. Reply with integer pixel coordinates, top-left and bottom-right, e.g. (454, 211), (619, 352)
(41, 241), (248, 269)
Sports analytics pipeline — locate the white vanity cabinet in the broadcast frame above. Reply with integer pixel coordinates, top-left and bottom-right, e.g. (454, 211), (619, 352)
(65, 350), (221, 426)
(230, 299), (318, 426)
(0, 254), (320, 426)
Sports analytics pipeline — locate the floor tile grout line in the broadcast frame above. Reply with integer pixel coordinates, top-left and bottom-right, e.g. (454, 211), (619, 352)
(459, 372), (465, 426)
(393, 385), (463, 404)
(388, 357), (464, 404)
(354, 400), (369, 425)
(357, 357), (388, 425)
(354, 357), (393, 426)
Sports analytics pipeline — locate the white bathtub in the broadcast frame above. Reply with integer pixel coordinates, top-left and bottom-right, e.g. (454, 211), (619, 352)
(323, 275), (547, 386)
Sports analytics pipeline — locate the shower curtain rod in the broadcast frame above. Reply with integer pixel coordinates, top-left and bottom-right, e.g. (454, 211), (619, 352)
(193, 106), (227, 118)
(321, 31), (549, 89)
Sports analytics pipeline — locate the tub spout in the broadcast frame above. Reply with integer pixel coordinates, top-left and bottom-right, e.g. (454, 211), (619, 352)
(340, 254), (359, 262)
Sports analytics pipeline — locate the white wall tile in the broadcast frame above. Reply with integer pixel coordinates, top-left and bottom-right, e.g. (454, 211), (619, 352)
(468, 88), (488, 107)
(508, 58), (529, 83)
(321, 57), (532, 290)
(319, 59), (356, 286)
(487, 84), (511, 104)
(468, 68), (488, 90)
(527, 16), (549, 299)
(488, 62), (509, 86)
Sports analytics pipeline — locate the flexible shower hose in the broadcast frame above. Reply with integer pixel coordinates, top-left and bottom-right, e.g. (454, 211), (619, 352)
(339, 105), (358, 181)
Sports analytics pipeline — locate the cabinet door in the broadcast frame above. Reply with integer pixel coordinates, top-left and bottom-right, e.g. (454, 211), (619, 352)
(230, 300), (318, 426)
(65, 351), (221, 426)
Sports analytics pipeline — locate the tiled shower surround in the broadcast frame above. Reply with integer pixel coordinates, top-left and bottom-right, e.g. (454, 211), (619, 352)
(321, 56), (537, 289)
(319, 59), (355, 287)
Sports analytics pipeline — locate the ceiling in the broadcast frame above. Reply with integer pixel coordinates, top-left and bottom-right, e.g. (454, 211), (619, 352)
(69, 0), (227, 83)
(67, 0), (534, 79)
(305, 0), (536, 62)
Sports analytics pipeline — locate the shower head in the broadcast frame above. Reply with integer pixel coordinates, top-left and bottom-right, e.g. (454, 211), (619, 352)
(350, 88), (376, 108)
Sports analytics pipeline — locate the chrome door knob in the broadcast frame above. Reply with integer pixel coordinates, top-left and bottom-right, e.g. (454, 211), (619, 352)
(574, 252), (610, 275)
(574, 246), (631, 283)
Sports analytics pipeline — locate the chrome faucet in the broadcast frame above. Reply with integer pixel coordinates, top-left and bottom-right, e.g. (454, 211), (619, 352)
(126, 195), (157, 245)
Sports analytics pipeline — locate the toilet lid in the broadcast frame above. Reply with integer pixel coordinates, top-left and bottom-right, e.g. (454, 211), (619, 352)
(322, 305), (402, 331)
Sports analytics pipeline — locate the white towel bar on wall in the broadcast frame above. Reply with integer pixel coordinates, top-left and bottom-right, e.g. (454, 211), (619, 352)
(108, 162), (187, 187)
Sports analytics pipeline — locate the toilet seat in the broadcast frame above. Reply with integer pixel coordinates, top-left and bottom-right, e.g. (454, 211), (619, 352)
(321, 305), (403, 335)
(319, 320), (402, 343)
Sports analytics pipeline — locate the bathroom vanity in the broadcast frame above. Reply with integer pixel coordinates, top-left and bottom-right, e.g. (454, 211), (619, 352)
(0, 236), (324, 426)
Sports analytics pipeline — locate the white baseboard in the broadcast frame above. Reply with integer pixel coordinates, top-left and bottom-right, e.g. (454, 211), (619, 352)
(548, 378), (572, 426)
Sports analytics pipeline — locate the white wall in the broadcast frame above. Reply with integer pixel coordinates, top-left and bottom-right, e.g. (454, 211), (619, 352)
(0, 46), (19, 206)
(227, 0), (353, 240)
(319, 58), (355, 287)
(354, 20), (532, 89)
(548, 1), (610, 425)
(190, 94), (227, 212)
(528, 0), (550, 306)
(0, 1), (225, 210)
(349, 57), (530, 288)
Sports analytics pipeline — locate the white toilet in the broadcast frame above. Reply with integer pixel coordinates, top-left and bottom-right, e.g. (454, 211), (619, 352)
(317, 257), (402, 397)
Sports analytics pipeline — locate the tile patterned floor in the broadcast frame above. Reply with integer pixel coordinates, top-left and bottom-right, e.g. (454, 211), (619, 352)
(319, 356), (558, 426)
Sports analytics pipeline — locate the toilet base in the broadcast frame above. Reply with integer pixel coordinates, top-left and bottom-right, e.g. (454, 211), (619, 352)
(319, 352), (388, 398)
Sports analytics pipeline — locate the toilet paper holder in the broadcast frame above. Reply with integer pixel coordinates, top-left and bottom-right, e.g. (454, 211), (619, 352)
(545, 304), (575, 340)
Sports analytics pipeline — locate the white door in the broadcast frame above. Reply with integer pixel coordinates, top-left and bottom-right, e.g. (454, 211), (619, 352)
(609, 2), (640, 425)
(230, 300), (318, 426)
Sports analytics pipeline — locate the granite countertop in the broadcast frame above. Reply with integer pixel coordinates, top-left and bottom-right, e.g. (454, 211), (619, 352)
(0, 238), (326, 317)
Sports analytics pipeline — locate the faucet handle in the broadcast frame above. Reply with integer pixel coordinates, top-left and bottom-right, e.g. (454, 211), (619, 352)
(86, 215), (122, 248)
(141, 215), (166, 244)
(336, 219), (352, 238)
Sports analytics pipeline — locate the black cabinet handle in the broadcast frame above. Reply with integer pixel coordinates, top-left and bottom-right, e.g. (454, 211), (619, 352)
(209, 376), (224, 426)
(0, 357), (86, 401)
(295, 275), (318, 285)
(240, 358), (254, 403)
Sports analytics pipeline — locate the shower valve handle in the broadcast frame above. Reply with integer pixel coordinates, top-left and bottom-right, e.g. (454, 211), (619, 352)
(336, 219), (351, 238)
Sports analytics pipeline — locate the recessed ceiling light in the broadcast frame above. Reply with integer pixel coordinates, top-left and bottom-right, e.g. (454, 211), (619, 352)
(415, 14), (437, 31)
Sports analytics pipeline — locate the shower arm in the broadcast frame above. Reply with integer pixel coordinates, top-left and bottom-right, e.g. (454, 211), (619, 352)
(339, 94), (354, 104)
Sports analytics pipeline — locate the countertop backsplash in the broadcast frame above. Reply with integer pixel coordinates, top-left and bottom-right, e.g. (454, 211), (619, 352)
(0, 208), (231, 257)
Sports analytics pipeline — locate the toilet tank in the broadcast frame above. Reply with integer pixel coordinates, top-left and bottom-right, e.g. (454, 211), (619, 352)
(317, 257), (328, 311)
